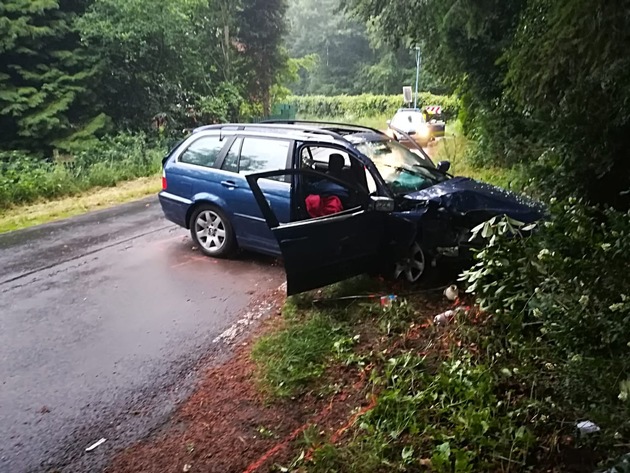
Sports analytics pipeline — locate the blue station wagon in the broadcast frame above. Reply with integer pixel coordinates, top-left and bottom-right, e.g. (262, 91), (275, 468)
(159, 122), (543, 295)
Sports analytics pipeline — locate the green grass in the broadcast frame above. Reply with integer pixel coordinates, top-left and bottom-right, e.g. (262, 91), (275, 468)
(0, 176), (161, 233)
(0, 133), (165, 210)
(251, 305), (348, 398)
(308, 355), (533, 473)
(262, 288), (538, 473)
(433, 135), (522, 189)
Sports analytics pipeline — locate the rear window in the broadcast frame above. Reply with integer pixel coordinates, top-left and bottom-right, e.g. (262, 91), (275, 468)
(179, 135), (225, 168)
(238, 138), (290, 177)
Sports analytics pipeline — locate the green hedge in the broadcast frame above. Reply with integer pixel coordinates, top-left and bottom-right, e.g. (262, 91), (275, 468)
(285, 93), (460, 121)
(0, 133), (165, 209)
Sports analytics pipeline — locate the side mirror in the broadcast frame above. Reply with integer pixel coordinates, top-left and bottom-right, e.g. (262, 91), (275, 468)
(369, 195), (395, 212)
(437, 160), (451, 173)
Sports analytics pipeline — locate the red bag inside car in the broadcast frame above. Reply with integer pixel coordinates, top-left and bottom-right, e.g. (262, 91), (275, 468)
(305, 195), (343, 218)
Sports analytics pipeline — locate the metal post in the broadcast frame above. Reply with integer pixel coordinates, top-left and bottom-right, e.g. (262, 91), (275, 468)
(414, 46), (421, 109)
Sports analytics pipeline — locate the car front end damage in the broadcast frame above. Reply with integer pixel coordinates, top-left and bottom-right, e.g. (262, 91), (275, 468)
(388, 177), (545, 279)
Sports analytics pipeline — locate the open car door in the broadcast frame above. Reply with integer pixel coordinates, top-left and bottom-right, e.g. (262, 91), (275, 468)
(246, 169), (394, 295)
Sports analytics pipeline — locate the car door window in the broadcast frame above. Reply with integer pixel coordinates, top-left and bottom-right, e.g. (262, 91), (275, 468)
(221, 137), (242, 173)
(249, 169), (367, 223)
(180, 135), (225, 167)
(238, 138), (290, 180)
(300, 145), (372, 194)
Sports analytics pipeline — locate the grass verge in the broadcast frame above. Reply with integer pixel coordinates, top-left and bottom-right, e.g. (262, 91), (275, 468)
(0, 175), (161, 234)
(251, 275), (623, 472)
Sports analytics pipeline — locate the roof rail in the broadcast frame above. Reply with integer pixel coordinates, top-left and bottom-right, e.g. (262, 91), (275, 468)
(191, 122), (345, 139)
(261, 119), (386, 136)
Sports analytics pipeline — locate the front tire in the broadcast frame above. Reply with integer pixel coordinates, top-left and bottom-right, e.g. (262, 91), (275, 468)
(393, 241), (429, 283)
(189, 205), (237, 258)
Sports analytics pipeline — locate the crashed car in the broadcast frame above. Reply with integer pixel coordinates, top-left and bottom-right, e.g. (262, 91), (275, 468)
(158, 120), (544, 295)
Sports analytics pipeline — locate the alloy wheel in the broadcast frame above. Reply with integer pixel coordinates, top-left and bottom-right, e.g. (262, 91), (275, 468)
(195, 210), (227, 254)
(394, 241), (426, 283)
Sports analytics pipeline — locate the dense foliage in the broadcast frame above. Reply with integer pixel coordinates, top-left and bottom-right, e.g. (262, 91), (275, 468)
(0, 0), (290, 208)
(344, 0), (630, 208)
(287, 93), (459, 120)
(0, 0), (289, 156)
(0, 135), (164, 209)
(285, 0), (450, 96)
(0, 0), (106, 152)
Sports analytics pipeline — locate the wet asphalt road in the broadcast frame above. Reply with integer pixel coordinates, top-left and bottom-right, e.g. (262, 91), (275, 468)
(0, 197), (285, 472)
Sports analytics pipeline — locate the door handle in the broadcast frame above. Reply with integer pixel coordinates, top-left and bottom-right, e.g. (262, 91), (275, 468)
(221, 180), (238, 188)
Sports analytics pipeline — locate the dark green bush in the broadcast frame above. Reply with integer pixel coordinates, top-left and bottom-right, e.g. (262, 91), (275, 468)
(461, 201), (630, 416)
(285, 93), (460, 121)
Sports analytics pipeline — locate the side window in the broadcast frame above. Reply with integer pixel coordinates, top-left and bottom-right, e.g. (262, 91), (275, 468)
(221, 138), (242, 173)
(180, 135), (225, 168)
(239, 137), (290, 179)
(300, 145), (368, 190)
(301, 147), (350, 170)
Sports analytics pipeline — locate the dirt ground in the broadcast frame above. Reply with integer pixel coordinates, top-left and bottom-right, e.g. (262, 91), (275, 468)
(105, 290), (373, 473)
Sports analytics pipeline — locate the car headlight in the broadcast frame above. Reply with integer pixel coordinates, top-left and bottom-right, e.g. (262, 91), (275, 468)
(418, 126), (430, 138)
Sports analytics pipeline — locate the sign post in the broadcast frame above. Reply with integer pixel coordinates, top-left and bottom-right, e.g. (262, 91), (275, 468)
(414, 46), (421, 109)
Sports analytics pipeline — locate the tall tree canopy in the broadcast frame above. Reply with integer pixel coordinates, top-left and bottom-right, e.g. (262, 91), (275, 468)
(238, 0), (288, 116)
(1, 0), (289, 154)
(344, 0), (630, 207)
(0, 0), (106, 152)
(285, 0), (448, 95)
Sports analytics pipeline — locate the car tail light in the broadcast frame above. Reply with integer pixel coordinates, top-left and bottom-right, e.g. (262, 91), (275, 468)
(161, 169), (167, 190)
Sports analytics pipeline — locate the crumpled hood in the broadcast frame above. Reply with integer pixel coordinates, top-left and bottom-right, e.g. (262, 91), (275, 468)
(404, 177), (545, 223)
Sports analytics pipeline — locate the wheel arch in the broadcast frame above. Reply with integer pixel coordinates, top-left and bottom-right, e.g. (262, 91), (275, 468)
(185, 193), (229, 229)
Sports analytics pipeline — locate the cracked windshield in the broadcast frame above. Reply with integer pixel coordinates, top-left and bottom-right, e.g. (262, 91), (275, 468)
(356, 140), (448, 194)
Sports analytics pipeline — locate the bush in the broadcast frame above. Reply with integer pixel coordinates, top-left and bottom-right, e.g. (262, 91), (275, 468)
(285, 93), (460, 121)
(0, 133), (165, 209)
(460, 201), (630, 416)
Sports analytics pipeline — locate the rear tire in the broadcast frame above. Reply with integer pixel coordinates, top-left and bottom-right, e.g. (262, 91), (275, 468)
(189, 204), (237, 258)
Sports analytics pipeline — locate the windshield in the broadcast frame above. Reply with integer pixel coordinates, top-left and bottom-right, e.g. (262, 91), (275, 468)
(392, 112), (425, 130)
(355, 139), (449, 195)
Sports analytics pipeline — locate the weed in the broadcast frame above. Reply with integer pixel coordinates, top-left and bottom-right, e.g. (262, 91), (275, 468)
(307, 354), (533, 472)
(256, 425), (277, 439)
(251, 312), (348, 398)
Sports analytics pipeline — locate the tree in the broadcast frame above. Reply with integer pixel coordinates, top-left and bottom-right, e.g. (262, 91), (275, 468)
(237, 0), (288, 116)
(78, 0), (225, 129)
(285, 0), (375, 95)
(345, 0), (630, 207)
(0, 0), (107, 152)
(503, 0), (630, 207)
